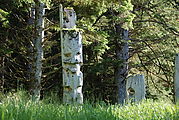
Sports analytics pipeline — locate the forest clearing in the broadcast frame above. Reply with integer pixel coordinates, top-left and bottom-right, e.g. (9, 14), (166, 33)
(0, 91), (178, 120)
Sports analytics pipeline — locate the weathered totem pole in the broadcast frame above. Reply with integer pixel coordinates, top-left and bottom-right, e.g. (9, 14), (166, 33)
(175, 53), (179, 104)
(126, 74), (146, 103)
(60, 5), (83, 104)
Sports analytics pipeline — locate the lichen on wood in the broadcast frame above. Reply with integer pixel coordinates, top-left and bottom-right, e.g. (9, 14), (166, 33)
(31, 1), (45, 102)
(60, 6), (83, 104)
(126, 74), (146, 103)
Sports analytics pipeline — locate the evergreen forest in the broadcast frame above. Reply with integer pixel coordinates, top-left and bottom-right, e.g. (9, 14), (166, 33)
(0, 0), (179, 119)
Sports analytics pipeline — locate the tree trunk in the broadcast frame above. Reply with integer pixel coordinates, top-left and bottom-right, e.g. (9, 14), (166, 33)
(115, 25), (129, 104)
(60, 6), (83, 104)
(175, 53), (179, 104)
(31, 1), (45, 101)
(28, 5), (35, 93)
(0, 57), (5, 93)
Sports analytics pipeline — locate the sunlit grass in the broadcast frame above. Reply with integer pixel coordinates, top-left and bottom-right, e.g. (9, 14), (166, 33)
(0, 91), (178, 120)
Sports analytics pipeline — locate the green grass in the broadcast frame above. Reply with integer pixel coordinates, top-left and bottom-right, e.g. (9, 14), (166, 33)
(0, 91), (179, 120)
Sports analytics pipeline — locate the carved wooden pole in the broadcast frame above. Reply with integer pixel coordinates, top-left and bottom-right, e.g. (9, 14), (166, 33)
(126, 74), (145, 103)
(175, 53), (179, 104)
(60, 6), (83, 104)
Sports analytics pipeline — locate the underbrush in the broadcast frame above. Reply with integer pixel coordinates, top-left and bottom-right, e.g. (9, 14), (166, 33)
(0, 91), (178, 120)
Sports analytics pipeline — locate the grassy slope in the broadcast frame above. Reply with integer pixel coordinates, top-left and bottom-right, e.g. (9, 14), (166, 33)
(0, 92), (179, 120)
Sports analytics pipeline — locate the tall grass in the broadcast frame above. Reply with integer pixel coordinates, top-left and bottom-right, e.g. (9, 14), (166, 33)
(0, 91), (178, 120)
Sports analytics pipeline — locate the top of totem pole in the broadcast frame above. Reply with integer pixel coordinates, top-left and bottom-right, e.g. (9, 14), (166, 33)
(64, 8), (76, 29)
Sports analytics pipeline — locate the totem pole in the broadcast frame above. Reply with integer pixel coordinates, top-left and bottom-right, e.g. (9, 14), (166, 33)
(60, 5), (83, 104)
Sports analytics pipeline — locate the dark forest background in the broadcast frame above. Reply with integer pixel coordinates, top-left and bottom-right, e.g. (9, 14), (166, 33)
(0, 0), (178, 103)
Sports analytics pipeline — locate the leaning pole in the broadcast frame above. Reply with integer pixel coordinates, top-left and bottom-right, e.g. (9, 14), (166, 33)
(60, 5), (83, 104)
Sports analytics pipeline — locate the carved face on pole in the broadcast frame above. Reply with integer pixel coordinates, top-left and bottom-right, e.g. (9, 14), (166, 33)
(63, 31), (83, 64)
(62, 7), (83, 104)
(63, 8), (76, 29)
(126, 75), (145, 103)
